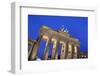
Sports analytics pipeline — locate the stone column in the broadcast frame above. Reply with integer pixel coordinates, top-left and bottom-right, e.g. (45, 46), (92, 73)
(65, 42), (68, 59)
(67, 43), (73, 59)
(60, 41), (66, 59)
(28, 40), (36, 59)
(43, 38), (51, 60)
(77, 46), (80, 58)
(55, 41), (61, 59)
(72, 46), (78, 59)
(55, 51), (58, 59)
(51, 39), (58, 59)
(29, 35), (42, 60)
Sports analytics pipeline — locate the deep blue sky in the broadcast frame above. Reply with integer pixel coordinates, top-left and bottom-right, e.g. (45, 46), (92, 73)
(28, 15), (88, 59)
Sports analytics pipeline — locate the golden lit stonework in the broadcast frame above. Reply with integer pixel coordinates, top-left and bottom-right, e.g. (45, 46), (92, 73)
(28, 25), (81, 60)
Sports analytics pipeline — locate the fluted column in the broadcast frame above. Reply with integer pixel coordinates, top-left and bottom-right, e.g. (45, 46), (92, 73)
(28, 40), (36, 59)
(55, 51), (58, 59)
(51, 39), (58, 59)
(77, 46), (80, 58)
(43, 38), (51, 60)
(72, 46), (78, 58)
(65, 42), (68, 59)
(60, 41), (66, 59)
(67, 43), (73, 59)
(29, 35), (42, 60)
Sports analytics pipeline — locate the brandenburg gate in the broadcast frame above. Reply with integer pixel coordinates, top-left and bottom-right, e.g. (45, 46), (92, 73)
(28, 26), (80, 60)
